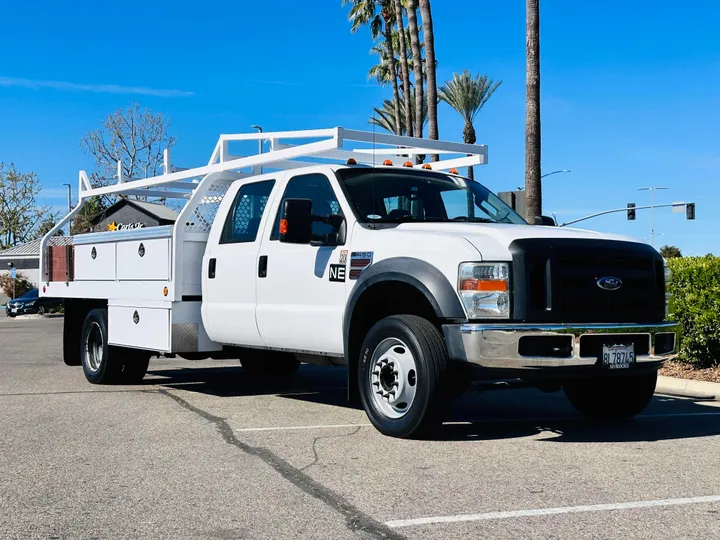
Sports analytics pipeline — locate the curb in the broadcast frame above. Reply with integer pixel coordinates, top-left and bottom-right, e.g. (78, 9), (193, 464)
(5, 314), (63, 320)
(656, 375), (720, 401)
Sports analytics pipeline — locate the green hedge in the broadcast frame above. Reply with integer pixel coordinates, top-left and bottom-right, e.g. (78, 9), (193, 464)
(667, 255), (720, 367)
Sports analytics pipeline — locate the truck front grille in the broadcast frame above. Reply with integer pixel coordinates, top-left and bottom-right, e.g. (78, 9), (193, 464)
(509, 238), (665, 324)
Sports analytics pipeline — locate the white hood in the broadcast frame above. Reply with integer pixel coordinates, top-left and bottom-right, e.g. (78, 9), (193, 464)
(391, 222), (646, 261)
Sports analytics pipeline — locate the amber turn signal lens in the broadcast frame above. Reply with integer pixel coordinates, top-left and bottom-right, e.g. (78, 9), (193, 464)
(422, 163), (432, 169)
(279, 219), (288, 235)
(163, 287), (168, 297)
(403, 161), (413, 167)
(459, 279), (508, 292)
(449, 168), (459, 174)
(382, 159), (393, 166)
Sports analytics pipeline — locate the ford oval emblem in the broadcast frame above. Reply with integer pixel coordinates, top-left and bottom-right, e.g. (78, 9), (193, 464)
(597, 276), (623, 291)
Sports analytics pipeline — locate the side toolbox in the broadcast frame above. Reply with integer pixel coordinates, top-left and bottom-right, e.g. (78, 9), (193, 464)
(108, 306), (170, 352)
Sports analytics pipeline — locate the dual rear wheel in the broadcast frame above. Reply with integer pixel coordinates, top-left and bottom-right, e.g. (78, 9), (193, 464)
(80, 309), (150, 384)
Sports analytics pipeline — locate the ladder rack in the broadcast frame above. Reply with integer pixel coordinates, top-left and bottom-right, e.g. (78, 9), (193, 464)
(74, 127), (488, 202)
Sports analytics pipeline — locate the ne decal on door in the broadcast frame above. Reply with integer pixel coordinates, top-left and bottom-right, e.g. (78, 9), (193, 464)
(329, 264), (346, 282)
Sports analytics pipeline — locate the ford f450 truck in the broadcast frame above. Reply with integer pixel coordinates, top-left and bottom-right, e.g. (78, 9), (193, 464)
(40, 128), (677, 438)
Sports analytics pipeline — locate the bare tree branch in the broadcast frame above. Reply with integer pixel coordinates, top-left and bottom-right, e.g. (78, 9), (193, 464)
(80, 102), (176, 203)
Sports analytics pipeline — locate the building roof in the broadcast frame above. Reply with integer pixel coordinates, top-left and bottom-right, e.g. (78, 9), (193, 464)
(0, 236), (73, 258)
(125, 200), (179, 221)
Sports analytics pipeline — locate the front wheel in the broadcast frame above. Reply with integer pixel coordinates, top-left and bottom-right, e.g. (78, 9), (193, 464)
(564, 372), (658, 419)
(358, 315), (449, 439)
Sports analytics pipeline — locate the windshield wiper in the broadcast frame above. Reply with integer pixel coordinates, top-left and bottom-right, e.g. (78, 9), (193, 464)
(448, 216), (495, 223)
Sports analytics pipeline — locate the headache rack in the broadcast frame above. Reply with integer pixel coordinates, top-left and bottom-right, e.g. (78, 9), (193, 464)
(40, 127), (488, 302)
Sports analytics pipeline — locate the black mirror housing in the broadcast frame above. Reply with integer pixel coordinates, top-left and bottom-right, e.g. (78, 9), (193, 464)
(534, 215), (556, 226)
(279, 199), (313, 244)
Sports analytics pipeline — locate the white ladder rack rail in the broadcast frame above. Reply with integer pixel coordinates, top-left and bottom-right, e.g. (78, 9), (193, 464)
(40, 127), (488, 290)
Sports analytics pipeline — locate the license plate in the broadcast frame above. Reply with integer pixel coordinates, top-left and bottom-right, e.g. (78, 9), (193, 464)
(602, 344), (635, 369)
(11, 308), (17, 313)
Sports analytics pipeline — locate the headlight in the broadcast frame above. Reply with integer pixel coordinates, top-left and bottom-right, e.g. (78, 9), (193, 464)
(25, 301), (36, 306)
(458, 262), (510, 319)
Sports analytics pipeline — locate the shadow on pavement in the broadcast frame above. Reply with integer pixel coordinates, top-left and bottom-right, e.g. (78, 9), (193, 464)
(146, 363), (720, 443)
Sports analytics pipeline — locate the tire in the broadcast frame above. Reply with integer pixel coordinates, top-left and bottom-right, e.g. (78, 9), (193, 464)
(80, 309), (124, 384)
(358, 315), (449, 439)
(117, 349), (151, 384)
(564, 372), (658, 419)
(240, 350), (300, 376)
(62, 313), (82, 366)
(37, 305), (46, 316)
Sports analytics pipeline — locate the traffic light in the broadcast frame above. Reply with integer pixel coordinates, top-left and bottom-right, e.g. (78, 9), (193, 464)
(686, 202), (695, 220)
(627, 203), (636, 220)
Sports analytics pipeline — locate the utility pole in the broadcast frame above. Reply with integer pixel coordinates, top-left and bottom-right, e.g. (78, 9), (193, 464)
(251, 125), (263, 174)
(637, 187), (667, 247)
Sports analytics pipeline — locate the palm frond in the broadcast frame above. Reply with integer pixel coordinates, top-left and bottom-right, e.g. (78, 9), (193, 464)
(369, 89), (427, 135)
(438, 70), (502, 123)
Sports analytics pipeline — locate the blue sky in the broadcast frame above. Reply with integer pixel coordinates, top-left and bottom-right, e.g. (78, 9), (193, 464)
(1, 0), (718, 255)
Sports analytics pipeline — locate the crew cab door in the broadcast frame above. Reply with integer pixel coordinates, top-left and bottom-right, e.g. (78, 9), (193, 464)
(202, 179), (276, 347)
(255, 172), (349, 355)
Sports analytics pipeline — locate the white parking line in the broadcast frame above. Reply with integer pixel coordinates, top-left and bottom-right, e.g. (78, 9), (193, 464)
(236, 423), (371, 432)
(234, 411), (720, 433)
(386, 495), (720, 528)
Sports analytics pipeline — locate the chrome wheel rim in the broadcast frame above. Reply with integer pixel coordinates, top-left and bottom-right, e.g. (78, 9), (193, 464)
(85, 322), (104, 372)
(369, 338), (418, 419)
(37, 306), (45, 315)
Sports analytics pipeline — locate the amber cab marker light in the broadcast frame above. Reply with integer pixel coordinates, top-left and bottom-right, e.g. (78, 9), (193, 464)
(422, 163), (432, 170)
(279, 218), (288, 235)
(382, 159), (393, 166)
(163, 287), (169, 297)
(403, 161), (413, 167)
(459, 279), (508, 292)
(449, 168), (459, 175)
(346, 158), (357, 165)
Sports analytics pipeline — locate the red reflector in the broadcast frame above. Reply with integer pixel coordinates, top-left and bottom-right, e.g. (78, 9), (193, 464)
(279, 219), (288, 235)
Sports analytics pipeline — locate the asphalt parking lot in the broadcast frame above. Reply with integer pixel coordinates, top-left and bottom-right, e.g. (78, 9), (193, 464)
(2, 317), (720, 539)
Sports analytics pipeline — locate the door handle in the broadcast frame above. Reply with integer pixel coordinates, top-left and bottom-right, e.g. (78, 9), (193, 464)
(208, 258), (216, 279)
(258, 255), (268, 278)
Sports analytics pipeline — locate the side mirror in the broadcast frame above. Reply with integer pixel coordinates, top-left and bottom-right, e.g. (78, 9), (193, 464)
(534, 215), (556, 226)
(279, 199), (313, 244)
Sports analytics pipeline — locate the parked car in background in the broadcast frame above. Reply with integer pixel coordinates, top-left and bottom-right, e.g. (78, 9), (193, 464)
(5, 289), (63, 317)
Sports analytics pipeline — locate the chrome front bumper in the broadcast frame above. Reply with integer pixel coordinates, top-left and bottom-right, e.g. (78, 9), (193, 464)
(442, 322), (679, 370)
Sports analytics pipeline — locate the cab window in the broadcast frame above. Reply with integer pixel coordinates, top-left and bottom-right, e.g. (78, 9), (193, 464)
(270, 173), (343, 240)
(220, 180), (275, 244)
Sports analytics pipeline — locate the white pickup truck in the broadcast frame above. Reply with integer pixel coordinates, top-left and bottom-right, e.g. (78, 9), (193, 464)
(41, 128), (678, 438)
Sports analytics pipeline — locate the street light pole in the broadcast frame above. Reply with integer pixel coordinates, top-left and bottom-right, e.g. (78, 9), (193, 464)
(518, 169), (571, 191)
(62, 183), (72, 213)
(541, 169), (571, 179)
(637, 186), (668, 247)
(251, 125), (263, 174)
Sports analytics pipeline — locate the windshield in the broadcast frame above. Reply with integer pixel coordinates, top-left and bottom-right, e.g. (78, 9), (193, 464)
(336, 168), (526, 225)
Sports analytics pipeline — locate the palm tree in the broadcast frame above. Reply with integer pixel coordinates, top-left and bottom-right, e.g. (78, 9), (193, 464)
(406, 0), (424, 142)
(393, 0), (414, 137)
(525, 0), (542, 222)
(367, 28), (423, 88)
(439, 70), (501, 180)
(344, 0), (402, 135)
(370, 89), (427, 136)
(418, 0), (438, 155)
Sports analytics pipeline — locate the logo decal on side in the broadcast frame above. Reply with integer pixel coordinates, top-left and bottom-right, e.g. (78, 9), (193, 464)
(350, 251), (373, 280)
(329, 264), (346, 282)
(597, 276), (623, 291)
(339, 250), (348, 264)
